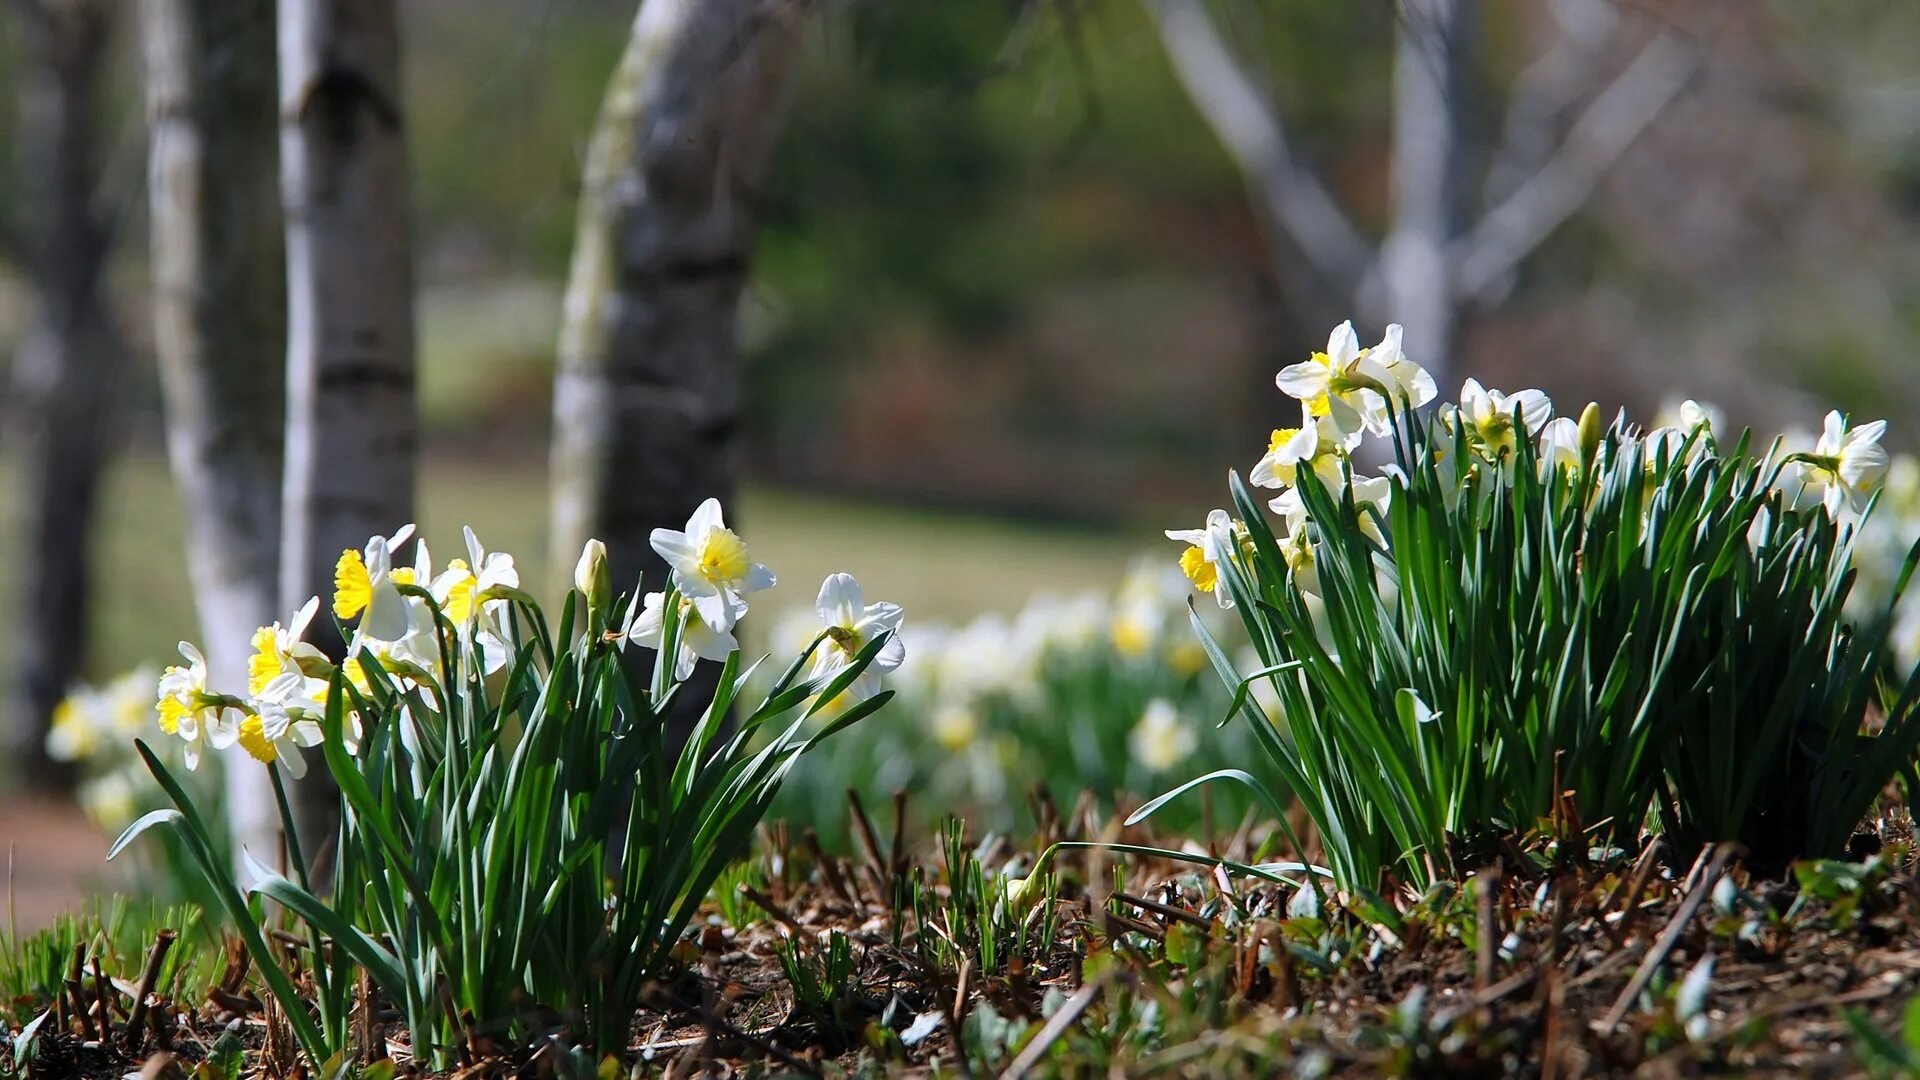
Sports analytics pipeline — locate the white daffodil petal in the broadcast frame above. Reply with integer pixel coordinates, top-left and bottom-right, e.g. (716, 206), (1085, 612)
(816, 574), (864, 628)
(1275, 361), (1330, 400)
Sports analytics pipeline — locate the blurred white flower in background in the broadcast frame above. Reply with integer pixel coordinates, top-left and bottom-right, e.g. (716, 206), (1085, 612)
(1130, 698), (1197, 772)
(1112, 557), (1188, 658)
(932, 703), (979, 751)
(49, 666), (156, 764)
(937, 614), (1030, 702)
(1016, 591), (1107, 657)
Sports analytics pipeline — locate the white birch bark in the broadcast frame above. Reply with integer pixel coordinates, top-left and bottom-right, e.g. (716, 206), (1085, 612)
(277, 0), (416, 845)
(1372, 0), (1472, 380)
(142, 0), (287, 860)
(1145, 0), (1699, 389)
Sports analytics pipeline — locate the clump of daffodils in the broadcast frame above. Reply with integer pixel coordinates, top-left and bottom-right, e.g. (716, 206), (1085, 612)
(1148, 319), (1917, 893)
(121, 509), (910, 1066)
(1167, 321), (1896, 611)
(145, 510), (904, 788)
(1169, 320), (1444, 603)
(1657, 398), (1920, 669)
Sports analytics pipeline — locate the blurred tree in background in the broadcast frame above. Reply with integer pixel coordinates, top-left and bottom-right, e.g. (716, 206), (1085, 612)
(2, 0), (1920, 739)
(2, 0), (125, 793)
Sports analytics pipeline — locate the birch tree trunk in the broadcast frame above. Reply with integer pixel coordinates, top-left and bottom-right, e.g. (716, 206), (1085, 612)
(1373, 0), (1473, 386)
(143, 0), (286, 859)
(277, 0), (416, 846)
(550, 0), (814, 598)
(3, 0), (121, 796)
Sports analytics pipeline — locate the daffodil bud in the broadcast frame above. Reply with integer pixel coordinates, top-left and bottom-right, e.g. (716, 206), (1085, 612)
(1002, 873), (1048, 915)
(1577, 402), (1604, 464)
(574, 538), (611, 617)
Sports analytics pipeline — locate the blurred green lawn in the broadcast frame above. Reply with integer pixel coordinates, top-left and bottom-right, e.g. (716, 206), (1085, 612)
(0, 453), (1149, 685)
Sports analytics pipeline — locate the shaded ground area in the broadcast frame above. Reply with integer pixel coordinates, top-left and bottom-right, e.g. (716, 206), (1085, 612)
(7, 801), (1920, 1077)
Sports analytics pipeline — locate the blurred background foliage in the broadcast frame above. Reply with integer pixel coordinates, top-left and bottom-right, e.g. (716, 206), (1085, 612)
(2, 0), (1920, 668)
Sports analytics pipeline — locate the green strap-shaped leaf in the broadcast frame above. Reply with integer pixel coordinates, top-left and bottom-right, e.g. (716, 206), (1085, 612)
(237, 848), (409, 994)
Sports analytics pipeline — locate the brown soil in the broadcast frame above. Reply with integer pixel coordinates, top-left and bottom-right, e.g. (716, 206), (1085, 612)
(8, 819), (1920, 1078)
(1, 799), (110, 932)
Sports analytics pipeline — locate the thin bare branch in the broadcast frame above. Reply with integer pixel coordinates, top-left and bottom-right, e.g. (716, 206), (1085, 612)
(1143, 0), (1373, 297)
(1454, 25), (1700, 303)
(1481, 0), (1624, 204)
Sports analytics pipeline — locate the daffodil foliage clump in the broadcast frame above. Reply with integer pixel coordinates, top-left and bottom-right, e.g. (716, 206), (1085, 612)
(117, 503), (903, 1069)
(1156, 321), (1920, 894)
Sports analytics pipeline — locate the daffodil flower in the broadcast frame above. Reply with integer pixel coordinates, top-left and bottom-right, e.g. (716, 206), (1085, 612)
(650, 499), (775, 632)
(1279, 525), (1320, 595)
(1165, 509), (1237, 609)
(1275, 322), (1436, 440)
(155, 642), (241, 770)
(1454, 378), (1552, 459)
(1130, 698), (1197, 771)
(1652, 397), (1724, 445)
(1250, 412), (1357, 492)
(806, 573), (906, 702)
(1349, 475), (1393, 538)
(1274, 321), (1378, 438)
(1269, 474), (1390, 547)
(1538, 417), (1584, 478)
(1361, 324), (1439, 414)
(334, 524), (420, 642)
(247, 596), (329, 695)
(1796, 410), (1889, 515)
(429, 527), (519, 673)
(1642, 426), (1688, 466)
(626, 590), (738, 680)
(233, 673), (325, 778)
(431, 527), (518, 624)
(339, 531), (445, 685)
